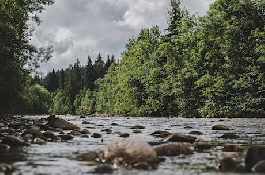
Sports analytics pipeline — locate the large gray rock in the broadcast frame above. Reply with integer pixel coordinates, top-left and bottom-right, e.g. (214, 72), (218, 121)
(75, 137), (159, 169)
(245, 145), (265, 171)
(47, 115), (79, 130)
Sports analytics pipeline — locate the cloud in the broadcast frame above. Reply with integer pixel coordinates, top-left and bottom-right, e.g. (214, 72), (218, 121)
(32, 0), (216, 75)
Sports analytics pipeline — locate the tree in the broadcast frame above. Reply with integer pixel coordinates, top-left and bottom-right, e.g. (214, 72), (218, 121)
(0, 0), (54, 115)
(195, 0), (265, 117)
(46, 69), (59, 92)
(94, 53), (105, 80)
(84, 56), (95, 90)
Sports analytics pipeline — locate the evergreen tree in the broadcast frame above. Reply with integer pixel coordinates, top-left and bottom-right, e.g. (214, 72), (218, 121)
(84, 56), (95, 90)
(94, 53), (105, 80)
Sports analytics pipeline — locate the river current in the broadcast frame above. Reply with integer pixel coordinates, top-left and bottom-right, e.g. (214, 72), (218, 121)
(1, 116), (264, 175)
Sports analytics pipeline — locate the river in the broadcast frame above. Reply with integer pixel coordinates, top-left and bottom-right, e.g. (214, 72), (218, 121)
(1, 116), (264, 175)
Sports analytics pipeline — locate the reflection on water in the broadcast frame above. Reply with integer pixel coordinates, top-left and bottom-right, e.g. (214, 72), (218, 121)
(1, 116), (264, 175)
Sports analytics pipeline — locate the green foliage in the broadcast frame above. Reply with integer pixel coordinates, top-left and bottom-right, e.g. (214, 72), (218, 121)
(0, 0), (54, 115)
(95, 0), (265, 118)
(26, 0), (265, 118)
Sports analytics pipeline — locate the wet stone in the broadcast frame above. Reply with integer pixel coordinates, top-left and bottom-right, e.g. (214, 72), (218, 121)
(94, 164), (114, 174)
(0, 144), (10, 151)
(161, 133), (197, 143)
(59, 134), (74, 141)
(119, 133), (130, 138)
(151, 130), (170, 138)
(130, 125), (145, 129)
(219, 133), (240, 139)
(133, 130), (141, 134)
(43, 130), (55, 139)
(81, 129), (90, 134)
(223, 144), (245, 152)
(252, 160), (265, 173)
(245, 145), (265, 171)
(154, 143), (193, 156)
(189, 131), (203, 135)
(91, 133), (102, 138)
(212, 125), (230, 130)
(194, 141), (211, 151)
(47, 115), (80, 130)
(1, 136), (30, 146)
(218, 157), (237, 171)
(75, 138), (159, 168)
(22, 127), (43, 138)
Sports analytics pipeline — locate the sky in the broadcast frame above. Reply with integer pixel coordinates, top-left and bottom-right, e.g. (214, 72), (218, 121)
(31, 0), (216, 75)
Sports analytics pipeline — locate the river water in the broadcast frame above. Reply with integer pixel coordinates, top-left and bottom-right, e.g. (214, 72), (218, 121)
(1, 116), (264, 175)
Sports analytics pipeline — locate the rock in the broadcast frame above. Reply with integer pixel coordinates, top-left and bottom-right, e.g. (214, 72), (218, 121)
(0, 164), (13, 174)
(81, 134), (89, 138)
(91, 133), (102, 138)
(134, 162), (152, 170)
(47, 115), (79, 130)
(184, 126), (193, 129)
(1, 136), (30, 146)
(194, 141), (211, 151)
(111, 123), (118, 126)
(212, 125), (230, 130)
(59, 134), (74, 141)
(0, 143), (10, 151)
(33, 138), (46, 145)
(22, 127), (43, 138)
(69, 130), (81, 135)
(101, 129), (112, 134)
(22, 134), (33, 142)
(219, 133), (240, 139)
(218, 157), (237, 170)
(53, 128), (63, 133)
(119, 133), (130, 138)
(43, 130), (55, 139)
(223, 144), (245, 152)
(8, 122), (24, 129)
(130, 125), (145, 129)
(94, 164), (114, 174)
(188, 131), (203, 135)
(256, 134), (265, 137)
(219, 152), (241, 158)
(151, 130), (170, 138)
(75, 138), (159, 169)
(218, 118), (230, 122)
(81, 129), (90, 134)
(161, 133), (197, 143)
(245, 145), (265, 171)
(133, 130), (141, 134)
(154, 143), (193, 156)
(252, 160), (265, 173)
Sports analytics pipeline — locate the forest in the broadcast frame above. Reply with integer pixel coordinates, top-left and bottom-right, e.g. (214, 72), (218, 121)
(1, 0), (264, 118)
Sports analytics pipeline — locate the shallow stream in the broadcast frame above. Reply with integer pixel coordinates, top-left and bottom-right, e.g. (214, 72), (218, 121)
(1, 116), (265, 175)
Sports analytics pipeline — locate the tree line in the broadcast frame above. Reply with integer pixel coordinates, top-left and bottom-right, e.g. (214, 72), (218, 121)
(35, 54), (116, 115)
(1, 0), (264, 118)
(95, 0), (265, 118)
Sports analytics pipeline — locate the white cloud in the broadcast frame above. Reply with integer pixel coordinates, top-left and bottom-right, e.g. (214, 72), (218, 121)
(32, 0), (216, 75)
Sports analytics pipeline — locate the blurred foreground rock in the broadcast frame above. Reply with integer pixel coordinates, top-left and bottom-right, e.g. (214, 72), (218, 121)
(75, 137), (159, 170)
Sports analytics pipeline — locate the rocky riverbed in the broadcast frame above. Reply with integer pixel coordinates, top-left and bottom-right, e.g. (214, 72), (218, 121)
(0, 115), (264, 175)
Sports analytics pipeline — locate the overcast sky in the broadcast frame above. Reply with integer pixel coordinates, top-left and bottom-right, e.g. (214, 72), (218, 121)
(31, 0), (216, 75)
